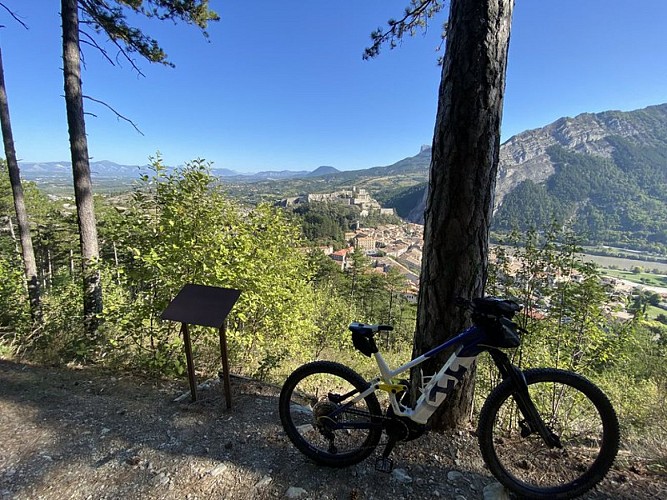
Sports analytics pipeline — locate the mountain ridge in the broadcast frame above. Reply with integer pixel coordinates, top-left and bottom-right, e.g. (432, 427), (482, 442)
(394, 103), (667, 223)
(17, 104), (667, 186)
(16, 161), (341, 183)
(495, 103), (667, 206)
(15, 103), (667, 252)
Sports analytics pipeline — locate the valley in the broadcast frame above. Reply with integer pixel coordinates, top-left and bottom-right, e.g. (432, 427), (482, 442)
(16, 103), (667, 304)
(20, 103), (667, 256)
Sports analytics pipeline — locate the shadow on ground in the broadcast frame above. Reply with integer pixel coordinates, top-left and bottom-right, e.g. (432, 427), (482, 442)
(0, 359), (655, 499)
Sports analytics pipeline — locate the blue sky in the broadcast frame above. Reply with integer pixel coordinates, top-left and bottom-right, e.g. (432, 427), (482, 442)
(1, 0), (666, 173)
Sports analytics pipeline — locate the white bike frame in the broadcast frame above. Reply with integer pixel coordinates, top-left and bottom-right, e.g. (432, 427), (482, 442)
(338, 325), (485, 424)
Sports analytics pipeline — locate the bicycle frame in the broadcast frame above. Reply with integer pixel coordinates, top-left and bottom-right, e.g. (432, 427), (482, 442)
(332, 324), (490, 425)
(328, 323), (562, 449)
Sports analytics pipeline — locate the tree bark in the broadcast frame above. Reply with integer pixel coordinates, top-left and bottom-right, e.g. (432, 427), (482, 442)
(0, 46), (42, 322)
(62, 0), (103, 337)
(412, 0), (514, 430)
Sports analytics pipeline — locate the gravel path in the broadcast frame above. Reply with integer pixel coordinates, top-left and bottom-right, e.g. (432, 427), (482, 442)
(0, 358), (663, 499)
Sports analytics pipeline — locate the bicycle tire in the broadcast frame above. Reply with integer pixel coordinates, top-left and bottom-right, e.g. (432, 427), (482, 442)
(279, 360), (383, 467)
(478, 368), (619, 499)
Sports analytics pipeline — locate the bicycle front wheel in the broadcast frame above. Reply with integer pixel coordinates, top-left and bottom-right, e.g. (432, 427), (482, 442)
(478, 368), (619, 499)
(279, 360), (383, 467)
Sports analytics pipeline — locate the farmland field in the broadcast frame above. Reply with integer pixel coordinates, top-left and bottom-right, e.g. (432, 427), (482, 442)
(603, 269), (667, 288)
(580, 253), (667, 273)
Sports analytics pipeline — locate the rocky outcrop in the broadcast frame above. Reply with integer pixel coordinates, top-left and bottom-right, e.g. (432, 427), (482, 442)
(495, 104), (667, 206)
(407, 103), (667, 222)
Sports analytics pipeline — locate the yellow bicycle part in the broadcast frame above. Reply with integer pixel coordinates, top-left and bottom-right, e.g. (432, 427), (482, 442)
(377, 383), (407, 394)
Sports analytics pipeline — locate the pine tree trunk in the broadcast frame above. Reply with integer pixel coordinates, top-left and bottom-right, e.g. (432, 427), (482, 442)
(0, 46), (42, 322)
(412, 0), (514, 430)
(62, 0), (103, 338)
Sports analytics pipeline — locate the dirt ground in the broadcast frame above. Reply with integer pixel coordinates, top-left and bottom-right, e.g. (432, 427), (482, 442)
(0, 358), (665, 500)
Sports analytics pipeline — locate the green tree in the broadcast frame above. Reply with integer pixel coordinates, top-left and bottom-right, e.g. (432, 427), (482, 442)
(483, 228), (667, 445)
(347, 246), (371, 302)
(0, 172), (31, 345)
(487, 227), (623, 372)
(62, 0), (104, 339)
(106, 158), (316, 376)
(307, 248), (347, 290)
(60, 0), (219, 340)
(290, 202), (359, 245)
(628, 289), (653, 319)
(0, 46), (41, 321)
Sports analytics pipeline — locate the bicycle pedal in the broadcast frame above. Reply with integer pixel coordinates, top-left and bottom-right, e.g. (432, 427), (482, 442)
(375, 456), (394, 473)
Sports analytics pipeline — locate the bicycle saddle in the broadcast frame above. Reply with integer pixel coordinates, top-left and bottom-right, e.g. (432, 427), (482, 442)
(348, 322), (394, 336)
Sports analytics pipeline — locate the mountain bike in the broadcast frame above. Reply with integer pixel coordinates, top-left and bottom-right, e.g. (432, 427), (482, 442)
(279, 297), (620, 499)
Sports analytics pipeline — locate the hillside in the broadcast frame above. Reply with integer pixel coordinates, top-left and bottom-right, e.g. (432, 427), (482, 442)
(2, 358), (663, 500)
(382, 104), (667, 252)
(495, 104), (667, 203)
(16, 104), (667, 251)
(221, 149), (432, 205)
(493, 105), (667, 251)
(238, 104), (667, 250)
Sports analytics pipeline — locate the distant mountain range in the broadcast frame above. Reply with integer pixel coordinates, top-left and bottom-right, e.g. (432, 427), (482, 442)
(222, 102), (665, 253)
(18, 160), (146, 179)
(17, 160), (341, 183)
(225, 165), (341, 181)
(16, 103), (667, 252)
(19, 104), (666, 190)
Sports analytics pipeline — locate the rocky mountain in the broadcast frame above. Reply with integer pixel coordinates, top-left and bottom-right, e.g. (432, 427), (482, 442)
(398, 103), (667, 224)
(495, 103), (667, 206)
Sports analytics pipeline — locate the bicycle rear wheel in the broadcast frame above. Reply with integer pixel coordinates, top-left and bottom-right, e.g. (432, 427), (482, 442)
(279, 360), (383, 467)
(478, 368), (619, 499)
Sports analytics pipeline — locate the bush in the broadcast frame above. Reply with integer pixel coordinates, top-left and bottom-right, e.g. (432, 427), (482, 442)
(0, 254), (32, 353)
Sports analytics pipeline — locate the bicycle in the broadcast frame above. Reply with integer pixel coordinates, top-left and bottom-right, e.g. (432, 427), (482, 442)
(279, 297), (620, 499)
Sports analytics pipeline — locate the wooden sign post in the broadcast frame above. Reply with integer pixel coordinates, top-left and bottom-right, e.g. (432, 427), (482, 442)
(161, 284), (241, 408)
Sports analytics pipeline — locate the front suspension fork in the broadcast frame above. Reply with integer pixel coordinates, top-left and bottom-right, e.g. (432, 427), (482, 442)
(488, 349), (562, 448)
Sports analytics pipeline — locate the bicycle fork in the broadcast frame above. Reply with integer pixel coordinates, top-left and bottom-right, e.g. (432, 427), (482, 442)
(488, 349), (562, 448)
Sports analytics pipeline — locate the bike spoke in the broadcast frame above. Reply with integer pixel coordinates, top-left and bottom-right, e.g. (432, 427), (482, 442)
(279, 362), (383, 465)
(479, 368), (619, 499)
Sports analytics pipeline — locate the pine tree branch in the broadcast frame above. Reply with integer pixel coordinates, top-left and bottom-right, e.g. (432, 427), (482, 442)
(0, 2), (29, 30)
(80, 29), (115, 67)
(108, 36), (147, 76)
(83, 95), (144, 135)
(364, 0), (448, 60)
(79, 19), (147, 76)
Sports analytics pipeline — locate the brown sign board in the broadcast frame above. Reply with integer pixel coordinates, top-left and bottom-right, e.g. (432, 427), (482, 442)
(161, 284), (241, 407)
(160, 284), (241, 328)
